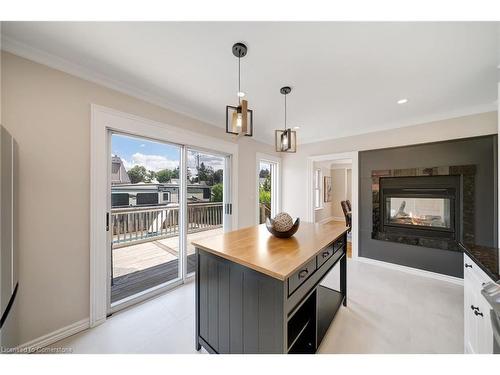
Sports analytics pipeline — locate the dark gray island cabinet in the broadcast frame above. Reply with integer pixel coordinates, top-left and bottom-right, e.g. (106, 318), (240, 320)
(192, 222), (348, 354)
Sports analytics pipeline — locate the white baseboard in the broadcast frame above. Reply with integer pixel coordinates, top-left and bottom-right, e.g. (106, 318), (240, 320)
(16, 318), (90, 352)
(318, 216), (345, 224)
(354, 256), (464, 286)
(331, 216), (346, 222)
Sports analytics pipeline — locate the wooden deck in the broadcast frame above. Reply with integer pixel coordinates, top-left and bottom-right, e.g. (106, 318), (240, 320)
(111, 228), (222, 304)
(111, 254), (196, 303)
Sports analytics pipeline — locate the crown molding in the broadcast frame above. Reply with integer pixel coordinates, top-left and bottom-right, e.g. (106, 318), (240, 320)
(1, 36), (276, 146)
(1, 36), (225, 129)
(2, 36), (494, 148)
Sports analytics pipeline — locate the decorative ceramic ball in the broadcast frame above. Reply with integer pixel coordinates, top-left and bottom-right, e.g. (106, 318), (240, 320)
(272, 212), (294, 232)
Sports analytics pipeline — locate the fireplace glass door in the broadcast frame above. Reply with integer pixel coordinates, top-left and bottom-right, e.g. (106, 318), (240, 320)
(385, 197), (451, 229)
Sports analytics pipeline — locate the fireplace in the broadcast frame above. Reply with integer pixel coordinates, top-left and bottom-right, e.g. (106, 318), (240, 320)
(379, 175), (461, 241)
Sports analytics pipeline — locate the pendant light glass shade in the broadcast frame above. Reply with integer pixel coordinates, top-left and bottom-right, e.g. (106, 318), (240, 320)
(226, 43), (253, 137)
(226, 100), (253, 136)
(275, 86), (297, 153)
(275, 128), (297, 152)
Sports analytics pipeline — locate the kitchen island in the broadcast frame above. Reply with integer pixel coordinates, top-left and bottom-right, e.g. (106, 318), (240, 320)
(192, 221), (348, 354)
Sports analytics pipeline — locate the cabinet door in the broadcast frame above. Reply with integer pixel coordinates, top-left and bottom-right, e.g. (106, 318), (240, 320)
(464, 272), (477, 353)
(476, 294), (494, 354)
(464, 255), (477, 353)
(463, 254), (494, 354)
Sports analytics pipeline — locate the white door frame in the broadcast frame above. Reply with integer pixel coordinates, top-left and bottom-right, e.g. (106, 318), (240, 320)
(306, 151), (359, 258)
(90, 104), (239, 327)
(255, 152), (282, 224)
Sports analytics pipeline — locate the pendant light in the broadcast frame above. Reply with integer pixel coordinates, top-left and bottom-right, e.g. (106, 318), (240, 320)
(275, 86), (297, 153)
(226, 43), (253, 137)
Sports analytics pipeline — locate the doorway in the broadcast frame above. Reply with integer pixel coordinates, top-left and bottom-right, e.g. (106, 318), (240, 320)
(108, 133), (231, 312)
(307, 152), (359, 258)
(107, 132), (232, 312)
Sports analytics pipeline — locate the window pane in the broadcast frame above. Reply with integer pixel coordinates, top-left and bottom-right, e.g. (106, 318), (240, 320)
(110, 133), (181, 305)
(259, 161), (272, 224)
(186, 149), (225, 275)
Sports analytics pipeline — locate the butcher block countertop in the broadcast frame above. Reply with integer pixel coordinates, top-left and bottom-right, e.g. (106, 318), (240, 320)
(191, 221), (348, 281)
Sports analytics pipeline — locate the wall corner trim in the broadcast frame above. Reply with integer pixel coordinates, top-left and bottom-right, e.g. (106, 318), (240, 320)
(15, 318), (90, 352)
(354, 256), (464, 286)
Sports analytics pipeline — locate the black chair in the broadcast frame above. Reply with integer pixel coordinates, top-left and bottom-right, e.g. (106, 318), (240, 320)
(346, 200), (352, 211)
(340, 200), (352, 232)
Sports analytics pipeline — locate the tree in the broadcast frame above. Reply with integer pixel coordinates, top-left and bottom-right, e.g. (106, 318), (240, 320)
(213, 169), (223, 185)
(259, 175), (271, 207)
(197, 162), (216, 185)
(146, 170), (156, 183)
(259, 168), (270, 179)
(262, 175), (271, 192)
(127, 165), (156, 183)
(156, 169), (173, 183)
(171, 166), (179, 179)
(259, 189), (271, 205)
(211, 183), (223, 202)
(127, 165), (148, 184)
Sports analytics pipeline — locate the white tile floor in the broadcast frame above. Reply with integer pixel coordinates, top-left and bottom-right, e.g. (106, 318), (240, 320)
(50, 259), (463, 354)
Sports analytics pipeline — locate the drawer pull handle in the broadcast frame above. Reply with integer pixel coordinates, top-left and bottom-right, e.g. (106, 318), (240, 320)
(465, 263), (472, 268)
(474, 310), (483, 317)
(298, 269), (309, 279)
(322, 251), (330, 258)
(471, 305), (479, 311)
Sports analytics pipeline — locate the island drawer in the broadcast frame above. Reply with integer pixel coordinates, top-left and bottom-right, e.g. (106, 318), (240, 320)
(288, 258), (317, 296)
(333, 236), (345, 252)
(316, 244), (334, 268)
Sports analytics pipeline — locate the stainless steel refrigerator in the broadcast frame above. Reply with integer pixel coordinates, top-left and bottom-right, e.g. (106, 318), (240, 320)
(0, 125), (19, 350)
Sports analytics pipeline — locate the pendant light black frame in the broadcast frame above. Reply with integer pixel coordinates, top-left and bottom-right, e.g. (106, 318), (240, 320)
(226, 105), (253, 136)
(226, 42), (253, 137)
(275, 86), (297, 153)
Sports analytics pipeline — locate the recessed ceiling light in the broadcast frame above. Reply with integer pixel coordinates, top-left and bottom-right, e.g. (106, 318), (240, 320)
(397, 98), (409, 105)
(293, 126), (300, 130)
(237, 91), (246, 98)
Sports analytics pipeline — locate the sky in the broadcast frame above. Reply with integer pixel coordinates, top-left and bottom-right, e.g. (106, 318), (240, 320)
(111, 134), (225, 175)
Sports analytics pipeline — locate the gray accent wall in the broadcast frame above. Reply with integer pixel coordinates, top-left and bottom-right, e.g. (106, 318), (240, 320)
(359, 135), (497, 278)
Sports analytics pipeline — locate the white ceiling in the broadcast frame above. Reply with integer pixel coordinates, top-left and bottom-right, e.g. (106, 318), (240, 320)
(2, 22), (499, 144)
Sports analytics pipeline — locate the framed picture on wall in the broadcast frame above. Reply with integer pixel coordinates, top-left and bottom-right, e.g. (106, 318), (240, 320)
(324, 176), (332, 202)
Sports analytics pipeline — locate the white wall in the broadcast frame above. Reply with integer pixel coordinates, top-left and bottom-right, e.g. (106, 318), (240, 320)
(1, 51), (279, 346)
(283, 111), (498, 221)
(346, 168), (352, 202)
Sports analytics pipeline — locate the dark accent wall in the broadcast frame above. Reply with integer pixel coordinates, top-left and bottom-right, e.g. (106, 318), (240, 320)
(359, 135), (497, 278)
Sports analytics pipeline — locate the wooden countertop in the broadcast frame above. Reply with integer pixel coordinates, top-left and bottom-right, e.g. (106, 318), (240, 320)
(191, 221), (348, 281)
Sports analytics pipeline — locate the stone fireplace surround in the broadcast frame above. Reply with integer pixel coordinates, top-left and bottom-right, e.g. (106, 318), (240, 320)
(371, 165), (475, 252)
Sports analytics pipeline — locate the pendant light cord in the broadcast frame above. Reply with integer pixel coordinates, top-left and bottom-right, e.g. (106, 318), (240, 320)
(284, 93), (287, 130)
(238, 56), (241, 105)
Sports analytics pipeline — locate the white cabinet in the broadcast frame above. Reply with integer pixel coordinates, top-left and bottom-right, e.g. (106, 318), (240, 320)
(464, 253), (494, 354)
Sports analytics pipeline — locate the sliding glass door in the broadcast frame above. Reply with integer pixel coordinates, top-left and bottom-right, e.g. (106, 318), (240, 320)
(108, 132), (231, 311)
(185, 148), (229, 277)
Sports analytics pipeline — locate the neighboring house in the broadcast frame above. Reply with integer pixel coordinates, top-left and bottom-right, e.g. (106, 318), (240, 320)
(111, 156), (131, 184)
(111, 181), (212, 207)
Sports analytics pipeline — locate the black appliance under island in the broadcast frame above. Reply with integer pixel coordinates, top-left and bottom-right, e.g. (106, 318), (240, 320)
(192, 222), (348, 354)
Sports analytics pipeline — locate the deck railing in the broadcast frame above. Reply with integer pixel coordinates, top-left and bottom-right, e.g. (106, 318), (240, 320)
(259, 202), (271, 224)
(111, 202), (223, 248)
